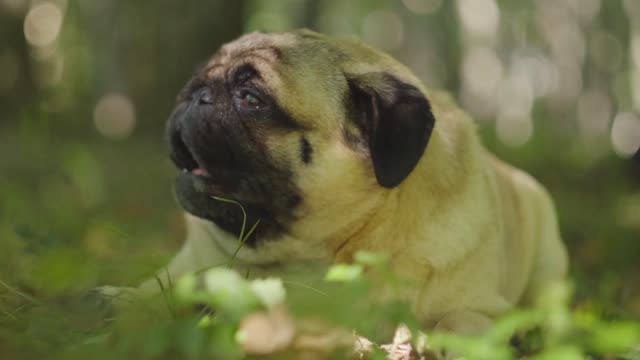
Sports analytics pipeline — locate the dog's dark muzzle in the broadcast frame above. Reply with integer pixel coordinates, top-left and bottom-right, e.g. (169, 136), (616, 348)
(164, 82), (300, 245)
(166, 85), (244, 176)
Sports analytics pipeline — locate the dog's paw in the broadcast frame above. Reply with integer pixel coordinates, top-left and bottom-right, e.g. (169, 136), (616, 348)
(85, 285), (143, 312)
(57, 286), (119, 329)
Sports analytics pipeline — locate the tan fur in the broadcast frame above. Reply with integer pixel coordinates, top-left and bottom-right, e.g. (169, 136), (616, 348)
(113, 30), (568, 333)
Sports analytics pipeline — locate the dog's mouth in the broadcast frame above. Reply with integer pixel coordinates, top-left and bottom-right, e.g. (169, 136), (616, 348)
(168, 124), (259, 208)
(168, 128), (224, 184)
(167, 125), (282, 245)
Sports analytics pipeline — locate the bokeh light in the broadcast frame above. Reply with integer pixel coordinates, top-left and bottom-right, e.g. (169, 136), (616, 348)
(623, 0), (640, 21)
(456, 0), (499, 39)
(577, 88), (612, 138)
(632, 32), (640, 69)
(498, 74), (533, 119)
(23, 2), (64, 48)
(633, 71), (640, 112)
(549, 63), (583, 110)
(611, 112), (640, 158)
(460, 46), (503, 118)
(496, 113), (533, 148)
(462, 46), (503, 95)
(496, 73), (534, 147)
(93, 94), (137, 140)
(509, 54), (558, 100)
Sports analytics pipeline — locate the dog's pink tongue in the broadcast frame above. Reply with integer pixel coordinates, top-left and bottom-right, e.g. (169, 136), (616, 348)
(192, 168), (210, 176)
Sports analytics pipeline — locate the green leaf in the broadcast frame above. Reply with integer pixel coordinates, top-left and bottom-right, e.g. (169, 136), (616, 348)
(487, 310), (542, 343)
(174, 269), (263, 321)
(354, 251), (389, 266)
(429, 332), (511, 360)
(325, 264), (363, 282)
(590, 322), (640, 354)
(249, 277), (286, 309)
(531, 345), (584, 360)
(202, 268), (263, 319)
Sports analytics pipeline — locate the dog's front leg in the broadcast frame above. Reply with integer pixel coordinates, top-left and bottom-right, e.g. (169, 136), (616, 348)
(96, 214), (235, 308)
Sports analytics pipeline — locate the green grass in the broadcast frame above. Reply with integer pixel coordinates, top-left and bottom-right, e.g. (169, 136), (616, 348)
(1, 251), (639, 359)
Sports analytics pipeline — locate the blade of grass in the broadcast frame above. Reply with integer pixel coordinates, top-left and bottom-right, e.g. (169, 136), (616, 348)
(0, 278), (40, 305)
(231, 219), (260, 263)
(211, 196), (248, 241)
(0, 307), (18, 320)
(154, 275), (176, 319)
(210, 196), (261, 268)
(282, 280), (329, 297)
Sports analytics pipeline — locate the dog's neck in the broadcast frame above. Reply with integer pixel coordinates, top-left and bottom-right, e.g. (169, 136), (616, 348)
(397, 94), (497, 270)
(322, 122), (460, 253)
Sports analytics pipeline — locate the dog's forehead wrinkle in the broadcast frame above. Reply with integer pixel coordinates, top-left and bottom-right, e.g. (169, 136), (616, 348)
(205, 51), (286, 88)
(210, 31), (296, 69)
(231, 63), (260, 82)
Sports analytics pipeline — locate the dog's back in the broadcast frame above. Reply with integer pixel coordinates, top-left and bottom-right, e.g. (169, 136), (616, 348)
(488, 154), (569, 304)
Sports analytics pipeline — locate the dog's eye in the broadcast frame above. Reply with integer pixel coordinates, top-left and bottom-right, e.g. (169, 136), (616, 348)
(236, 90), (265, 110)
(243, 93), (261, 107)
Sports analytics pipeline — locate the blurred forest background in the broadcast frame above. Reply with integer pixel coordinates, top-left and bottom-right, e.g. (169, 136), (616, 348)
(1, 0), (639, 357)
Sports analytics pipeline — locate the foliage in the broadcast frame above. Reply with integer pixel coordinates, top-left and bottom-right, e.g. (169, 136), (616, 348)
(3, 252), (640, 359)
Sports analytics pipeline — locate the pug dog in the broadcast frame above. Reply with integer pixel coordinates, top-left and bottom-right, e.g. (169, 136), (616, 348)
(115, 29), (568, 333)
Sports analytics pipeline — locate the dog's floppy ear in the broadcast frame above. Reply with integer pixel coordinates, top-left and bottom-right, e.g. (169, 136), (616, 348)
(348, 72), (435, 188)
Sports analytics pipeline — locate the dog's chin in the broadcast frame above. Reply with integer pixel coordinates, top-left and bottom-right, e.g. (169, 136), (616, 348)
(175, 169), (236, 218)
(174, 170), (223, 215)
(173, 169), (269, 243)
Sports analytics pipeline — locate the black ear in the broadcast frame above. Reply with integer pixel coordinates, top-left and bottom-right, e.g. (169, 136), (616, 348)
(348, 73), (435, 188)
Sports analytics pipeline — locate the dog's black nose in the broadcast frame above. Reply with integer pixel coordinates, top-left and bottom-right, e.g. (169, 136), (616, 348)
(195, 87), (214, 105)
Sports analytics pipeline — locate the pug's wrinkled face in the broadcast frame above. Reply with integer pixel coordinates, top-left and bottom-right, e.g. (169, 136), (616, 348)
(166, 30), (434, 246)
